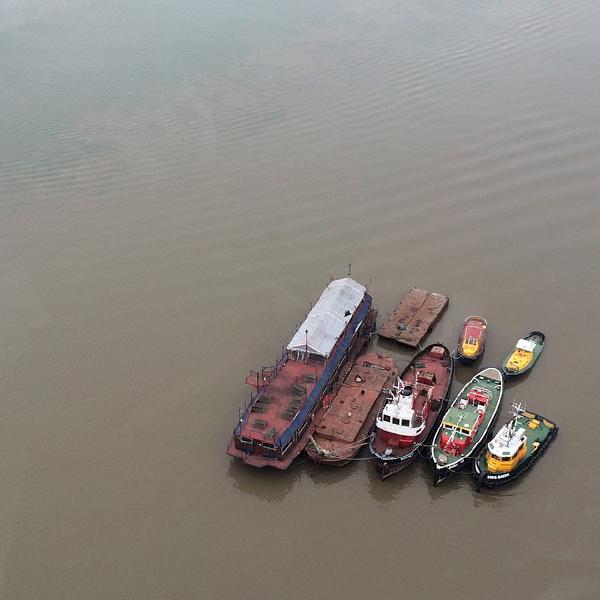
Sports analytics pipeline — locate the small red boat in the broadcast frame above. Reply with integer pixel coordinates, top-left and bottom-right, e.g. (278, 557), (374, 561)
(457, 315), (487, 363)
(306, 352), (398, 466)
(369, 344), (454, 479)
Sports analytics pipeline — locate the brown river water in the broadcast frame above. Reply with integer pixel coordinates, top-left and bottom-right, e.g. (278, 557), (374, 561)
(1, 1), (600, 598)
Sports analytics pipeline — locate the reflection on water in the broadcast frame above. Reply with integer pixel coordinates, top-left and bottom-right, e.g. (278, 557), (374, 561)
(304, 459), (360, 487)
(366, 456), (420, 505)
(227, 458), (306, 503)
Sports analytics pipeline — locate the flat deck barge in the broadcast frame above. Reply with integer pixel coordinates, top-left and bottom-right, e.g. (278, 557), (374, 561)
(306, 352), (398, 466)
(378, 287), (449, 347)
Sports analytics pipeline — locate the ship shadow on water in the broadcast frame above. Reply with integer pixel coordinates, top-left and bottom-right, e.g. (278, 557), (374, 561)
(423, 460), (510, 509)
(373, 337), (416, 370)
(304, 458), (361, 487)
(227, 458), (304, 503)
(227, 453), (360, 502)
(452, 360), (489, 387)
(365, 456), (419, 505)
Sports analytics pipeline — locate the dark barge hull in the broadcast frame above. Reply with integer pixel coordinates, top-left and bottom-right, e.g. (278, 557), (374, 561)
(474, 426), (559, 491)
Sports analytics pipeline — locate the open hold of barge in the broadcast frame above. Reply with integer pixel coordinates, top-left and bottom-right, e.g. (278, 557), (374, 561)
(378, 288), (448, 347)
(227, 278), (376, 469)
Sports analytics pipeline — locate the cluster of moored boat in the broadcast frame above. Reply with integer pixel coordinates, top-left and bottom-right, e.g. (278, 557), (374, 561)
(227, 277), (558, 491)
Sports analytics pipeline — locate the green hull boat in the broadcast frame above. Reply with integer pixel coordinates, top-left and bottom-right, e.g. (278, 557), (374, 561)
(430, 367), (503, 485)
(501, 330), (545, 376)
(474, 405), (558, 490)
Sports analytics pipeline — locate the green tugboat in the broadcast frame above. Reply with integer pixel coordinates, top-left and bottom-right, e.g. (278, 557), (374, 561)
(474, 403), (558, 490)
(430, 367), (503, 485)
(501, 331), (545, 376)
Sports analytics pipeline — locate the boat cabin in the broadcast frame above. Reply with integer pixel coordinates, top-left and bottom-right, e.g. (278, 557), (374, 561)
(375, 371), (435, 447)
(506, 339), (536, 371)
(379, 384), (421, 427)
(485, 421), (528, 472)
(461, 325), (484, 357)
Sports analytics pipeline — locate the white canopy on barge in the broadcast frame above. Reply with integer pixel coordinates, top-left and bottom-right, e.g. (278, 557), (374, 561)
(286, 278), (366, 359)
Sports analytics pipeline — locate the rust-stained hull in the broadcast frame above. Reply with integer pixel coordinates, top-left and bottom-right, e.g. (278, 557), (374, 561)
(227, 305), (377, 469)
(306, 352), (398, 466)
(378, 288), (449, 347)
(369, 344), (454, 480)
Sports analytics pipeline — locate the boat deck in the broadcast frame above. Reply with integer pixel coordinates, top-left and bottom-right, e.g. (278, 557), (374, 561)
(372, 345), (452, 456)
(378, 288), (449, 347)
(432, 372), (502, 467)
(515, 411), (557, 459)
(239, 358), (325, 443)
(313, 354), (396, 445)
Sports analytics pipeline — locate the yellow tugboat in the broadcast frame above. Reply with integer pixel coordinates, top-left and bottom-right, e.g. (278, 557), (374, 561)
(474, 403), (558, 490)
(502, 331), (545, 376)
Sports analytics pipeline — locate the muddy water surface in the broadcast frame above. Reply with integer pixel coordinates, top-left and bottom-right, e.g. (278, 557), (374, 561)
(1, 1), (599, 598)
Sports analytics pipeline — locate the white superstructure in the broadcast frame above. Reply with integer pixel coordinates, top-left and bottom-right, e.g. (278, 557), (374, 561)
(376, 378), (426, 438)
(488, 420), (526, 458)
(287, 278), (366, 359)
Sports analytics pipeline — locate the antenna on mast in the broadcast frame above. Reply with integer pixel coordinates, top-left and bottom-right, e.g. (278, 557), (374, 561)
(347, 263), (352, 276)
(304, 329), (308, 363)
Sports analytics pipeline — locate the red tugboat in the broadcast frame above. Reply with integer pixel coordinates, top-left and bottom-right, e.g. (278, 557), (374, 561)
(306, 352), (398, 466)
(369, 344), (453, 479)
(457, 315), (487, 363)
(227, 278), (376, 469)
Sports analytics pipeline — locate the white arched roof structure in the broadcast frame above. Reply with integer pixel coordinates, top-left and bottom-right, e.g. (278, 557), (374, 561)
(286, 278), (366, 358)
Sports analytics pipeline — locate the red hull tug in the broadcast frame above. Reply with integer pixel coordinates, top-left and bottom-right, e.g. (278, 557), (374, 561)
(227, 278), (376, 469)
(369, 344), (453, 479)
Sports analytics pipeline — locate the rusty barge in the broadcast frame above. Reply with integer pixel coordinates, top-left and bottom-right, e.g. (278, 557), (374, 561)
(378, 288), (448, 347)
(306, 352), (398, 466)
(227, 278), (376, 469)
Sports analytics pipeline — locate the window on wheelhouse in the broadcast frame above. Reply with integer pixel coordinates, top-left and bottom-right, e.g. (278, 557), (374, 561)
(382, 414), (391, 422)
(401, 419), (410, 427)
(392, 418), (400, 425)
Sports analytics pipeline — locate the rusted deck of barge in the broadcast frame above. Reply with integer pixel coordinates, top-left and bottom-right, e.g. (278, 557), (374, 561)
(378, 288), (449, 347)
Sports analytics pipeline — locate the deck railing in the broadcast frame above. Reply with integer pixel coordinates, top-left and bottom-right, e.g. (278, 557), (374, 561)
(232, 293), (374, 453)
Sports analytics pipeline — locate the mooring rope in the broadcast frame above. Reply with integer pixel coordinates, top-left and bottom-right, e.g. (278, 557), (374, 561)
(307, 433), (374, 458)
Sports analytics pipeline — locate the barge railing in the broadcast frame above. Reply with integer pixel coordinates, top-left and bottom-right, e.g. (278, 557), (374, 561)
(233, 293), (373, 453)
